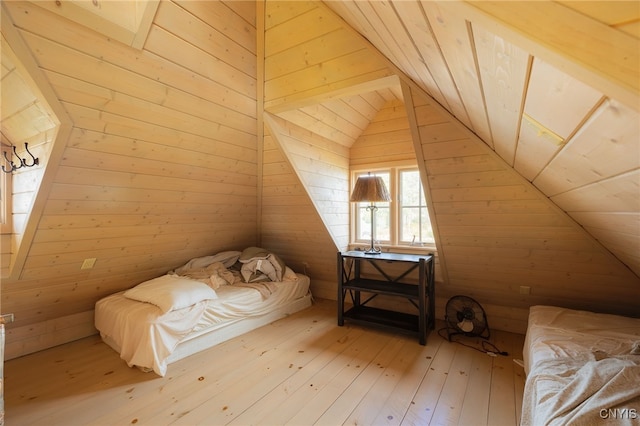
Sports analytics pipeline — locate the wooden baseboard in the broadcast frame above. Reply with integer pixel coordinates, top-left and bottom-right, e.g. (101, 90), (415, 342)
(5, 310), (97, 360)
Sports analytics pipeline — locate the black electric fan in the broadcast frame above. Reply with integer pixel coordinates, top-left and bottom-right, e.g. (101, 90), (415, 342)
(444, 295), (490, 341)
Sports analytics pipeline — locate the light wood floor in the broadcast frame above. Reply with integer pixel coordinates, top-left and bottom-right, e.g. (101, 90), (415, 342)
(5, 299), (526, 425)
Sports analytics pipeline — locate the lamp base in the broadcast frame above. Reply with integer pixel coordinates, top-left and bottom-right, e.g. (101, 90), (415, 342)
(365, 204), (382, 254)
(364, 245), (382, 255)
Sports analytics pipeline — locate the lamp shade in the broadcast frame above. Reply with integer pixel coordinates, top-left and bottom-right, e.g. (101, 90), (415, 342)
(350, 175), (391, 203)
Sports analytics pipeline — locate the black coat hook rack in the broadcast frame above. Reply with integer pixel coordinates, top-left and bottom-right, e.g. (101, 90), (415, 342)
(2, 142), (39, 174)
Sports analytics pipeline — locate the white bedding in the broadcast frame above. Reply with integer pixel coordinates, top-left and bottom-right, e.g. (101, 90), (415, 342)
(522, 305), (640, 425)
(95, 272), (310, 376)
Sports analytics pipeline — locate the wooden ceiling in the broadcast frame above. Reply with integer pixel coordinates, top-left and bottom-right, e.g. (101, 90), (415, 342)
(317, 1), (640, 278)
(276, 85), (402, 148)
(1, 36), (57, 152)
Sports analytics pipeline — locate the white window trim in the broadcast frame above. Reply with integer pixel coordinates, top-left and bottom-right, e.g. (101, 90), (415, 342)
(0, 144), (12, 234)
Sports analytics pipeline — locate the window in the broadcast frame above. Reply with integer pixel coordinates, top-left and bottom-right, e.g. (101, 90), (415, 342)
(352, 166), (434, 249)
(399, 169), (433, 245)
(0, 142), (11, 233)
(0, 169), (11, 233)
(353, 171), (391, 244)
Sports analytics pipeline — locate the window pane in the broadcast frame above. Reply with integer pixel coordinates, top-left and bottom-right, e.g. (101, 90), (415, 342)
(356, 205), (370, 240)
(356, 204), (390, 241)
(0, 153), (9, 228)
(399, 169), (433, 245)
(375, 205), (390, 241)
(401, 170), (420, 205)
(401, 207), (419, 242)
(422, 208), (434, 243)
(354, 172), (390, 243)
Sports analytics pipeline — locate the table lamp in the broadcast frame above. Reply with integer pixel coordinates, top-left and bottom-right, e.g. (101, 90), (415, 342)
(350, 173), (391, 254)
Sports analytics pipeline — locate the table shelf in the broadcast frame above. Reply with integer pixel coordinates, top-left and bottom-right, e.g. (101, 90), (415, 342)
(343, 278), (419, 299)
(344, 305), (420, 334)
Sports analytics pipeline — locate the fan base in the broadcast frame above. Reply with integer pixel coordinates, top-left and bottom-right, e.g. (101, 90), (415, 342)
(444, 327), (490, 342)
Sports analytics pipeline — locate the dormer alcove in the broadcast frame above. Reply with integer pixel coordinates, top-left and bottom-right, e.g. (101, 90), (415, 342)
(1, 22), (70, 280)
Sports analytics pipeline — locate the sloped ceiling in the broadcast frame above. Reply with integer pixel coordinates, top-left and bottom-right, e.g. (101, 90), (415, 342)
(33, 0), (158, 48)
(320, 1), (640, 279)
(276, 85), (402, 148)
(0, 44), (57, 147)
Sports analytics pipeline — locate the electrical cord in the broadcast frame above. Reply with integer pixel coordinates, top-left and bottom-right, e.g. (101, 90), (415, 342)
(437, 327), (509, 357)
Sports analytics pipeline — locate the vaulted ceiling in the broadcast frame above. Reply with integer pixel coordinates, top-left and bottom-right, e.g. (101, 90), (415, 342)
(276, 84), (403, 148)
(314, 1), (640, 279)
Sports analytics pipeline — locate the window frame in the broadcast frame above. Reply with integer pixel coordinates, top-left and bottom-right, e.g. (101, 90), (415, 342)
(350, 163), (435, 252)
(0, 143), (12, 234)
(352, 170), (392, 246)
(397, 168), (433, 246)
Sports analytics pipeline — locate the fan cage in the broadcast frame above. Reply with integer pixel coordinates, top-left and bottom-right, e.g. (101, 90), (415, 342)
(444, 295), (490, 340)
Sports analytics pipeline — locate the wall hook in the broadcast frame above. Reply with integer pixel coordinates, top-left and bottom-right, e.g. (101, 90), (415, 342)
(1, 142), (40, 174)
(1, 150), (17, 173)
(21, 142), (39, 167)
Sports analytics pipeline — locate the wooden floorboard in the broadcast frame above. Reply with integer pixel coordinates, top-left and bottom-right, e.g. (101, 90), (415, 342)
(4, 298), (525, 425)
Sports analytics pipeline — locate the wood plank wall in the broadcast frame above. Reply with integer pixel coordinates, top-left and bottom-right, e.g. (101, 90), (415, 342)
(350, 98), (414, 166)
(0, 235), (8, 278)
(1, 1), (260, 359)
(405, 86), (640, 330)
(260, 125), (338, 300)
(266, 113), (350, 251)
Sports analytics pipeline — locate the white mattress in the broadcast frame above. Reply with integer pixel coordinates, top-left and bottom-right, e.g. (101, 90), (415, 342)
(523, 305), (640, 375)
(522, 305), (640, 425)
(96, 274), (310, 376)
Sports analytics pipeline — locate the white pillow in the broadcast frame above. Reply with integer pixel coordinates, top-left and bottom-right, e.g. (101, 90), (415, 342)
(283, 266), (299, 281)
(123, 274), (218, 313)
